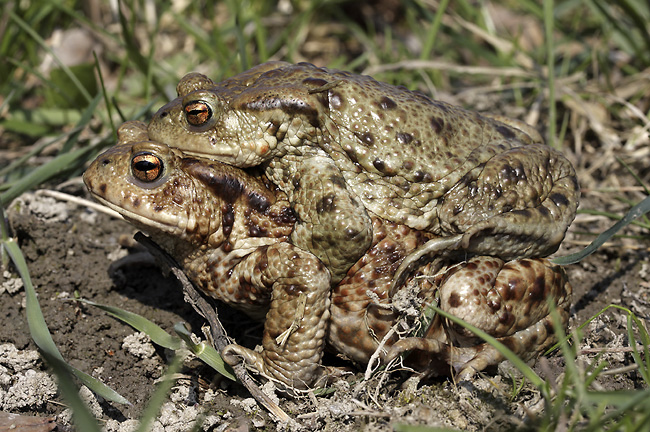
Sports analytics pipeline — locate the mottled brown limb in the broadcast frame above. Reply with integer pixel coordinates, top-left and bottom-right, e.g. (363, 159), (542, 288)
(134, 232), (295, 425)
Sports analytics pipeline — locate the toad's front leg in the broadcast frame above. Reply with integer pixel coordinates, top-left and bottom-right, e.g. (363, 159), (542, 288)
(267, 155), (373, 283)
(439, 142), (579, 260)
(220, 242), (332, 391)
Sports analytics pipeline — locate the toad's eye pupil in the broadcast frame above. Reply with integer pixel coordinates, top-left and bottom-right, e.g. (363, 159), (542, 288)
(132, 153), (163, 182)
(184, 101), (211, 126)
(134, 159), (156, 171)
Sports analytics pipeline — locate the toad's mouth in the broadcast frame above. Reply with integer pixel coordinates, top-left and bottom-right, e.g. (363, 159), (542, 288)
(86, 191), (192, 239)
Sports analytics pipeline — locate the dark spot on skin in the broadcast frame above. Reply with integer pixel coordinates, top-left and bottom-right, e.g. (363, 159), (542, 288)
(355, 132), (375, 146)
(430, 116), (444, 133)
(402, 160), (414, 170)
(447, 292), (461, 308)
(222, 204), (235, 236)
(302, 77), (328, 87)
(379, 96), (397, 110)
(222, 241), (233, 253)
(498, 310), (514, 326)
(520, 260), (532, 268)
(345, 227), (361, 240)
(529, 275), (547, 302)
(173, 196), (183, 206)
(373, 159), (386, 172)
(544, 318), (554, 334)
(249, 225), (267, 237)
(247, 192), (271, 213)
(244, 97), (320, 128)
(413, 170), (432, 183)
(256, 253), (269, 272)
(153, 204), (164, 212)
(186, 160), (246, 203)
(133, 198), (141, 208)
(99, 184), (107, 194)
(496, 124), (516, 140)
(538, 206), (550, 216)
(549, 192), (569, 207)
(317, 194), (336, 213)
(465, 262), (478, 271)
(503, 278), (519, 301)
(501, 338), (517, 351)
(396, 132), (413, 145)
(487, 299), (501, 312)
(329, 174), (346, 189)
(501, 161), (526, 182)
(274, 206), (297, 224)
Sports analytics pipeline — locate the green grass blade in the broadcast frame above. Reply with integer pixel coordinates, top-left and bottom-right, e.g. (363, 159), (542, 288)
(552, 194), (650, 265)
(59, 94), (102, 154)
(173, 322), (237, 382)
(0, 209), (130, 405)
(628, 313), (650, 385)
(0, 142), (99, 205)
(40, 350), (102, 432)
(0, 134), (67, 178)
(117, 3), (165, 96)
(94, 52), (117, 138)
(419, 0), (450, 61)
(77, 299), (181, 350)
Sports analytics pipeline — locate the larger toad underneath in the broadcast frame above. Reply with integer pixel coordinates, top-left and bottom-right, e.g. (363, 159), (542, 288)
(148, 62), (579, 283)
(84, 121), (572, 391)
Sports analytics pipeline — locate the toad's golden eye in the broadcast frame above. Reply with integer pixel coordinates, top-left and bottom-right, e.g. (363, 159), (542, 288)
(184, 101), (211, 126)
(131, 153), (163, 182)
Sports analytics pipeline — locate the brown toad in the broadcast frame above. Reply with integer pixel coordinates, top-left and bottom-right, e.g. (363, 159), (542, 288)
(148, 62), (579, 284)
(83, 122), (572, 390)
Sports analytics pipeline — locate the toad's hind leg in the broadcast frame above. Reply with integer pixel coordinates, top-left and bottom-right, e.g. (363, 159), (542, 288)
(386, 257), (572, 378)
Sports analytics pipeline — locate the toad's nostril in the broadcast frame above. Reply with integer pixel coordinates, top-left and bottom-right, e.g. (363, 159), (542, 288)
(101, 158), (111, 166)
(161, 111), (169, 118)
